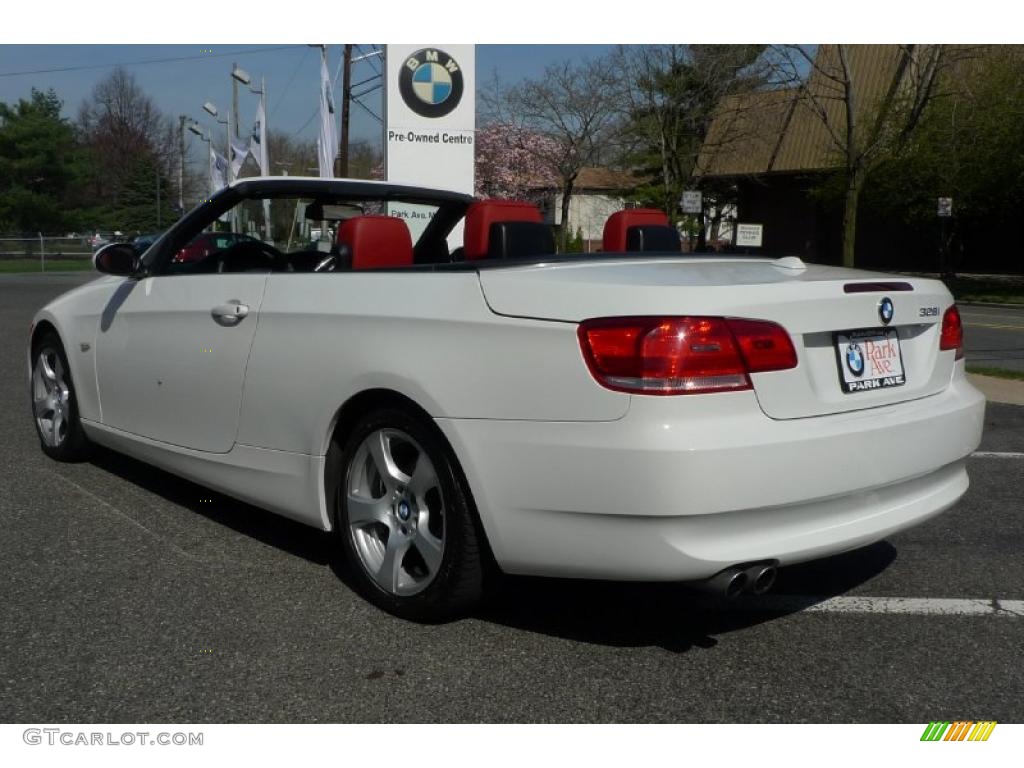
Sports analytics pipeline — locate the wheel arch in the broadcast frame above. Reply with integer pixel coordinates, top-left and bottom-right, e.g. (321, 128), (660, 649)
(28, 317), (61, 376)
(29, 317), (60, 353)
(321, 387), (499, 572)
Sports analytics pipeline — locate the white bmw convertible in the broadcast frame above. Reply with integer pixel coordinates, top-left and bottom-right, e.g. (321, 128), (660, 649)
(29, 177), (985, 620)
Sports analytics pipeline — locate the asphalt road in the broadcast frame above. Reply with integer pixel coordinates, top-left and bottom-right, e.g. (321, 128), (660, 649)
(961, 303), (1024, 372)
(1, 273), (1022, 723)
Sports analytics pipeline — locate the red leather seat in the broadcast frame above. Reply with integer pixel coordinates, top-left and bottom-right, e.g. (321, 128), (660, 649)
(464, 200), (543, 261)
(602, 209), (672, 252)
(337, 216), (413, 269)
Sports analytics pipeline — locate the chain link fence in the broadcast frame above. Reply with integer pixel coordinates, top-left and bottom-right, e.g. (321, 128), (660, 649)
(0, 235), (95, 271)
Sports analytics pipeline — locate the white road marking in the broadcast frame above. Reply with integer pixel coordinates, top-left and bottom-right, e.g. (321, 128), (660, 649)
(733, 595), (1024, 617)
(971, 451), (1024, 459)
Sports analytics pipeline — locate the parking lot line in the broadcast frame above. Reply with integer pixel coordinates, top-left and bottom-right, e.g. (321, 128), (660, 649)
(733, 595), (1024, 617)
(971, 451), (1024, 459)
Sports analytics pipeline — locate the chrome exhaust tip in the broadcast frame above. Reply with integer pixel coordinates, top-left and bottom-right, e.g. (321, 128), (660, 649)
(744, 564), (778, 595)
(698, 567), (748, 600)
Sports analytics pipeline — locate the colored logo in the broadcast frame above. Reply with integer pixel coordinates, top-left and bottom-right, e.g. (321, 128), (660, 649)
(399, 48), (464, 118)
(845, 341), (865, 377)
(878, 296), (894, 326)
(920, 721), (997, 742)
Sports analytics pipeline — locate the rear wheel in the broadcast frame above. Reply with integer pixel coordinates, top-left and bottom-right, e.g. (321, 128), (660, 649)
(331, 408), (485, 621)
(31, 333), (91, 461)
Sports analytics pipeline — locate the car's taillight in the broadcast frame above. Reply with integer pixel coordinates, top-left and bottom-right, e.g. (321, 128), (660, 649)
(940, 305), (964, 360)
(577, 316), (797, 395)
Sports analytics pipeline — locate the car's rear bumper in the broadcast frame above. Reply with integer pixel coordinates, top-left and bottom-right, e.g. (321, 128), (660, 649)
(435, 375), (985, 581)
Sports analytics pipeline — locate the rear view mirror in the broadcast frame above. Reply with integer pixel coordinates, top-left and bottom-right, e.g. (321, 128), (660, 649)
(93, 243), (140, 276)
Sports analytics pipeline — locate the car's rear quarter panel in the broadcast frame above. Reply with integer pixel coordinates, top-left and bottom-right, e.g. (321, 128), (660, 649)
(235, 272), (629, 457)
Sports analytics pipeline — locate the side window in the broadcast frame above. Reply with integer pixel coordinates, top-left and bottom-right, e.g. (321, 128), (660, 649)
(165, 197), (304, 275)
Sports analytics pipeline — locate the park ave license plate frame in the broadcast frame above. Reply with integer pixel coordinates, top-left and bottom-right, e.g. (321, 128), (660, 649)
(833, 328), (906, 394)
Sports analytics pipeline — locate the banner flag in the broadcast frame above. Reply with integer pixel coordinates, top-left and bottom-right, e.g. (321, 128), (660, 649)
(230, 137), (251, 178)
(211, 146), (227, 192)
(318, 47), (338, 178)
(250, 93), (268, 175)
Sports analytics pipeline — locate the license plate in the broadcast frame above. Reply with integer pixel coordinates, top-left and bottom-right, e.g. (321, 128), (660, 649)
(834, 329), (906, 394)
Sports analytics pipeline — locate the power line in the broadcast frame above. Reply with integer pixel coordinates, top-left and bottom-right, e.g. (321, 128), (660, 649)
(352, 96), (382, 123)
(352, 83), (381, 100)
(0, 45), (306, 79)
(355, 44), (382, 77)
(270, 47), (311, 120)
(291, 107), (319, 138)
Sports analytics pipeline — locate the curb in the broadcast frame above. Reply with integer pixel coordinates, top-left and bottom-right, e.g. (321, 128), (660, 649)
(967, 373), (1024, 407)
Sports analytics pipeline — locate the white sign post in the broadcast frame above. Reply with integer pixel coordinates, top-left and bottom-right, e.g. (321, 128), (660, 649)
(735, 223), (764, 248)
(385, 45), (475, 242)
(680, 190), (702, 215)
(937, 197), (953, 217)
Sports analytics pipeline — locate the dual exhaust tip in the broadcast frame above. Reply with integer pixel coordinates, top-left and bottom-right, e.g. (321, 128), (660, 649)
(699, 562), (778, 600)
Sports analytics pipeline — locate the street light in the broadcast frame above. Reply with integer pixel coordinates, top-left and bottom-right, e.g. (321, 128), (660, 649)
(231, 66), (251, 85)
(187, 122), (213, 203)
(202, 100), (235, 230)
(246, 74), (272, 240)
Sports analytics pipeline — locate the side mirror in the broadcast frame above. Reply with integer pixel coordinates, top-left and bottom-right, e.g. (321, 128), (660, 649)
(93, 243), (140, 276)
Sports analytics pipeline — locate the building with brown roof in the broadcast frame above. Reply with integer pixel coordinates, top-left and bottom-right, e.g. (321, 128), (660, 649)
(697, 44), (984, 269)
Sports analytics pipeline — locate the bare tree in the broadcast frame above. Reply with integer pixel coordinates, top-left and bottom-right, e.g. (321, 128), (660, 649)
(614, 44), (768, 246)
(771, 45), (962, 267)
(483, 58), (623, 250)
(78, 66), (179, 213)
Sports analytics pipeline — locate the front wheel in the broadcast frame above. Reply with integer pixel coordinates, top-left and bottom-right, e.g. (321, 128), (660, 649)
(30, 333), (91, 461)
(331, 408), (486, 621)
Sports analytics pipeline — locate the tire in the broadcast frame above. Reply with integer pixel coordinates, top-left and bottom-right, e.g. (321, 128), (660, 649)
(330, 407), (486, 621)
(30, 332), (91, 462)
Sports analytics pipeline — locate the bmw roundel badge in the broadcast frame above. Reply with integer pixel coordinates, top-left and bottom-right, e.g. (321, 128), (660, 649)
(846, 342), (865, 377)
(399, 48), (464, 118)
(878, 296), (894, 326)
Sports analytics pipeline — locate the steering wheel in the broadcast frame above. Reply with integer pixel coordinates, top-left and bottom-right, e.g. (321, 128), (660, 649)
(215, 240), (287, 273)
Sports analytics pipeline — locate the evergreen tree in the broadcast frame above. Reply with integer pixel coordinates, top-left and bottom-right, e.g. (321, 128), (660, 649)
(0, 89), (88, 233)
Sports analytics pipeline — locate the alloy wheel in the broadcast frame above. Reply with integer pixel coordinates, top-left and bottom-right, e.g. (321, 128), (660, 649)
(345, 428), (446, 596)
(32, 348), (71, 448)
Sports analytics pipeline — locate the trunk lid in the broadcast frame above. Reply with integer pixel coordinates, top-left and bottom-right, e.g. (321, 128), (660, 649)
(477, 256), (956, 419)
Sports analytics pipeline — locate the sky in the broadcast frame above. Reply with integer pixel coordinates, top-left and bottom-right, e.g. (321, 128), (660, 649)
(0, 44), (615, 156)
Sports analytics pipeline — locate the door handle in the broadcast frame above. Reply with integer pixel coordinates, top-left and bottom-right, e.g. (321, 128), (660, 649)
(211, 300), (249, 324)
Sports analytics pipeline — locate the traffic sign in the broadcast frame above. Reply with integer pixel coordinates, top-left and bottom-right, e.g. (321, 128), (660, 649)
(680, 190), (703, 214)
(735, 223), (763, 248)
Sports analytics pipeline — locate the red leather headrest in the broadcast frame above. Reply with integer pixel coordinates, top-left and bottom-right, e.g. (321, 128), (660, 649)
(464, 200), (543, 261)
(337, 216), (413, 269)
(602, 209), (670, 252)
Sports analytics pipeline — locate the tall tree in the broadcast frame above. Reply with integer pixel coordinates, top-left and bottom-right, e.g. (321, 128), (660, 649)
(614, 44), (767, 245)
(772, 45), (960, 267)
(0, 89), (86, 233)
(78, 67), (180, 223)
(483, 58), (623, 249)
(862, 47), (1024, 275)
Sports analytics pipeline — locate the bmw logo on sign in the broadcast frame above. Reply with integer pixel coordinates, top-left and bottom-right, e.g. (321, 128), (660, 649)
(399, 48), (464, 118)
(846, 342), (865, 377)
(878, 296), (894, 326)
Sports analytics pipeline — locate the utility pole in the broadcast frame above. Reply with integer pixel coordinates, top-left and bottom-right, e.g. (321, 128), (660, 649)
(339, 44), (353, 177)
(178, 115), (187, 215)
(232, 61), (241, 140)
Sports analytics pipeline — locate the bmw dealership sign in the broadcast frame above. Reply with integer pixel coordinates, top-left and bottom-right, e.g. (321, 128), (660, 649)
(398, 47), (466, 118)
(385, 45), (475, 239)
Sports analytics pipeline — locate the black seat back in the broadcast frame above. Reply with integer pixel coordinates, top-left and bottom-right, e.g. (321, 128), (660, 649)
(626, 225), (681, 252)
(488, 221), (555, 260)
